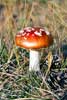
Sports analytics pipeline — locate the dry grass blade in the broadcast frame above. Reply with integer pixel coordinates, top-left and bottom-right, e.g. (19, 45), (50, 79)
(45, 52), (53, 80)
(0, 79), (8, 91)
(15, 97), (42, 100)
(7, 45), (15, 64)
(33, 87), (60, 100)
(0, 0), (67, 99)
(40, 52), (53, 91)
(23, 1), (34, 27)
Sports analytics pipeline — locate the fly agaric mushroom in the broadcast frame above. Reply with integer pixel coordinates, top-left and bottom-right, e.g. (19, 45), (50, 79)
(15, 27), (53, 71)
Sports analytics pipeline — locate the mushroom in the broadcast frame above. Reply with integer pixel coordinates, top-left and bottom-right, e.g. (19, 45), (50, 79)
(15, 27), (53, 71)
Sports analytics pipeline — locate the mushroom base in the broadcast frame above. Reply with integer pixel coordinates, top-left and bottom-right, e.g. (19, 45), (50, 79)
(29, 49), (40, 71)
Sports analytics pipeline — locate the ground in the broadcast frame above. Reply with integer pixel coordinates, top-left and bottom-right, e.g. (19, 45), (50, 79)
(0, 0), (67, 100)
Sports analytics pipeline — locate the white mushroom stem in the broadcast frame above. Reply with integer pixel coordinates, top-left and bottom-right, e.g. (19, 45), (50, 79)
(29, 49), (40, 71)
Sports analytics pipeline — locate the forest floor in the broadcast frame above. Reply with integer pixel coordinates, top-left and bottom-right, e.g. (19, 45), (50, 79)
(0, 0), (67, 100)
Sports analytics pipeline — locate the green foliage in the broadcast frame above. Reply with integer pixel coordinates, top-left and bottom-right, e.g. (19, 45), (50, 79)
(39, 0), (48, 4)
(0, 0), (67, 99)
(0, 41), (8, 64)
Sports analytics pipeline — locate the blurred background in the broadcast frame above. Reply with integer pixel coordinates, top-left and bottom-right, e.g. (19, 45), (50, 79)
(0, 0), (67, 100)
(0, 0), (67, 53)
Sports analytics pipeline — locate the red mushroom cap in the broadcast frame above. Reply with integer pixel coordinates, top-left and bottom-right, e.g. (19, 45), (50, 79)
(15, 27), (53, 49)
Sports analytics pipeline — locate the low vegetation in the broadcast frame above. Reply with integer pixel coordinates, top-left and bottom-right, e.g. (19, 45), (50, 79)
(0, 0), (67, 100)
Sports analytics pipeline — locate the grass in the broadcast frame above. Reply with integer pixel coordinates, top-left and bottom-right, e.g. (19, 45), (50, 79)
(0, 0), (67, 100)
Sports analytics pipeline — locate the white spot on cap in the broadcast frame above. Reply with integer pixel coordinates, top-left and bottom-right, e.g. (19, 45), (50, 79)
(40, 28), (44, 31)
(24, 27), (31, 30)
(45, 30), (50, 35)
(21, 32), (26, 36)
(32, 28), (35, 31)
(19, 30), (24, 34)
(26, 29), (31, 32)
(26, 33), (30, 36)
(34, 31), (42, 36)
(24, 27), (32, 32)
